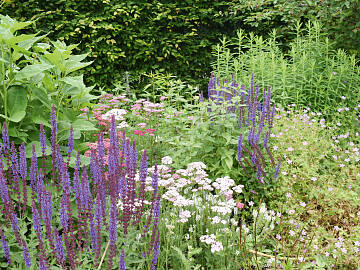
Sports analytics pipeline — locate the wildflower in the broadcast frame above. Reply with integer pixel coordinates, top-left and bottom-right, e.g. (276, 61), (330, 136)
(302, 141), (308, 146)
(300, 202), (306, 207)
(160, 96), (167, 101)
(161, 156), (173, 165)
(210, 241), (223, 253)
(286, 193), (291, 198)
(311, 177), (317, 182)
(289, 230), (295, 236)
(248, 201), (254, 207)
(236, 202), (245, 209)
(287, 147), (294, 152)
(288, 209), (295, 215)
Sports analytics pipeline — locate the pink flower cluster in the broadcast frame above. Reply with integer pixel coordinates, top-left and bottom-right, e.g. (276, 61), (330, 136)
(134, 129), (156, 137)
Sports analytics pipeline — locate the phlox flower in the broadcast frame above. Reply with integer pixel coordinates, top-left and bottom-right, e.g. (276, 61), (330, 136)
(200, 234), (216, 245)
(210, 242), (223, 253)
(211, 216), (221, 224)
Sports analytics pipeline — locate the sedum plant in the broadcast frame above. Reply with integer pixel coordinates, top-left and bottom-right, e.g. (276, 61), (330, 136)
(0, 14), (97, 155)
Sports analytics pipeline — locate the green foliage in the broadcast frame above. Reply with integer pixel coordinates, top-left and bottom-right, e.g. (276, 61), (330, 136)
(0, 14), (98, 152)
(227, 0), (360, 56)
(0, 0), (248, 94)
(211, 21), (360, 122)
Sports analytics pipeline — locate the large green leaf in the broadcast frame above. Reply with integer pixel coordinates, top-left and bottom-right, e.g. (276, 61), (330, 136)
(71, 119), (97, 131)
(25, 141), (51, 158)
(6, 85), (27, 122)
(15, 63), (54, 80)
(29, 85), (52, 109)
(59, 75), (86, 91)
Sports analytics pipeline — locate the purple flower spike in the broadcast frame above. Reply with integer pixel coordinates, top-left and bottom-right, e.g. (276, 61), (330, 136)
(50, 105), (57, 148)
(67, 126), (74, 160)
(22, 241), (32, 268)
(0, 228), (11, 264)
(237, 135), (243, 160)
(273, 158), (281, 178)
(151, 231), (160, 270)
(2, 122), (9, 153)
(53, 228), (65, 265)
(40, 124), (46, 156)
(109, 202), (118, 245)
(264, 131), (270, 148)
(119, 249), (126, 270)
(32, 200), (43, 241)
(152, 164), (159, 195)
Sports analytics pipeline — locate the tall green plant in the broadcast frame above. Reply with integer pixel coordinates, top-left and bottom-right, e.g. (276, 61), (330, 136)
(0, 14), (97, 154)
(211, 21), (360, 122)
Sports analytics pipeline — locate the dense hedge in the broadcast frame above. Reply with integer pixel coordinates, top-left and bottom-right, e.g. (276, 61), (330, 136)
(2, 0), (358, 95)
(1, 0), (252, 94)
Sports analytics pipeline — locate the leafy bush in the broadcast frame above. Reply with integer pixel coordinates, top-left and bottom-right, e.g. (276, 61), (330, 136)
(0, 14), (98, 156)
(0, 0), (248, 94)
(227, 0), (360, 56)
(211, 21), (360, 123)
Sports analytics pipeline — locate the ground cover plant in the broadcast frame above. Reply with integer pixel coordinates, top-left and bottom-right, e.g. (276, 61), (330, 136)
(0, 12), (359, 270)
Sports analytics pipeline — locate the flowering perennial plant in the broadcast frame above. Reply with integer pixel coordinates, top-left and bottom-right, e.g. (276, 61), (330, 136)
(203, 73), (281, 183)
(0, 106), (161, 269)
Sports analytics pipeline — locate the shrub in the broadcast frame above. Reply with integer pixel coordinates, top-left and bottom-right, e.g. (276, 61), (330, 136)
(0, 14), (98, 159)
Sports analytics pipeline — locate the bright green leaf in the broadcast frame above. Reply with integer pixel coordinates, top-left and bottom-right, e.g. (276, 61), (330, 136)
(15, 63), (54, 80)
(6, 85), (27, 122)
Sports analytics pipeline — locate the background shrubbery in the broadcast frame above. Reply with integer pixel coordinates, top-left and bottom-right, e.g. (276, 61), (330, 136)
(2, 0), (358, 95)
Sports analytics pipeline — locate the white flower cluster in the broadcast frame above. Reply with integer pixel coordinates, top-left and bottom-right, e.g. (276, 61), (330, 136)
(199, 234), (224, 253)
(102, 109), (127, 121)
